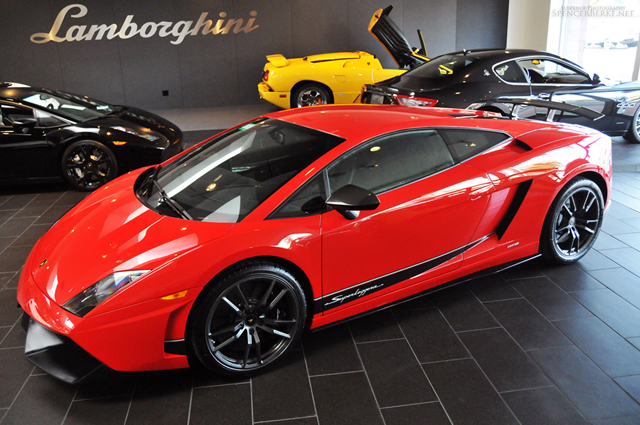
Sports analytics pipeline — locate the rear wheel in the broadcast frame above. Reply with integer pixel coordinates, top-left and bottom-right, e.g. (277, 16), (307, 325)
(623, 107), (640, 143)
(292, 84), (332, 108)
(540, 178), (604, 264)
(188, 260), (307, 377)
(61, 140), (117, 191)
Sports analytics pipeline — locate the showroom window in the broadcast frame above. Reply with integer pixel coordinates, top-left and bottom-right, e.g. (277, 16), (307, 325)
(547, 0), (640, 81)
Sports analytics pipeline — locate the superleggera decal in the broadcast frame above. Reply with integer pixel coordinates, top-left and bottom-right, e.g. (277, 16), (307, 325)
(316, 235), (490, 312)
(324, 284), (386, 307)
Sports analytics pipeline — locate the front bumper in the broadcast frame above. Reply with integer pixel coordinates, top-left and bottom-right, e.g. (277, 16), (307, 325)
(258, 82), (290, 109)
(21, 312), (103, 384)
(17, 249), (200, 377)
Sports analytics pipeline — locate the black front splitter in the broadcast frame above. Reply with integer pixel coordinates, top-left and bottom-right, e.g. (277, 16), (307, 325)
(21, 312), (104, 384)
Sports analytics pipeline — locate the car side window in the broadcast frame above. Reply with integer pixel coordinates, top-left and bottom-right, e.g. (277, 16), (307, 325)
(0, 102), (34, 125)
(493, 61), (527, 83)
(517, 58), (591, 85)
(270, 173), (329, 219)
(327, 130), (455, 195)
(34, 109), (67, 127)
(439, 129), (511, 162)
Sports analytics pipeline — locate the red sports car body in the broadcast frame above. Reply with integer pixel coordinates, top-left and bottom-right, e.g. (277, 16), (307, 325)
(17, 104), (611, 382)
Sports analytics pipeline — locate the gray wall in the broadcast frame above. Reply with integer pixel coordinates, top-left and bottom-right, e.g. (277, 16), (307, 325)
(0, 0), (508, 110)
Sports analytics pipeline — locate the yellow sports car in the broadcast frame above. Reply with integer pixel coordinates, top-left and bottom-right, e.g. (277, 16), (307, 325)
(258, 5), (428, 109)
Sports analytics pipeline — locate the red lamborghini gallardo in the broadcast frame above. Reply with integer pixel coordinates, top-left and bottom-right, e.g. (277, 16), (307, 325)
(17, 104), (611, 383)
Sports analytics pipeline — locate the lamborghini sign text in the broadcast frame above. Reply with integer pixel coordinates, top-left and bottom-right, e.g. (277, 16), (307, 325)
(31, 4), (259, 45)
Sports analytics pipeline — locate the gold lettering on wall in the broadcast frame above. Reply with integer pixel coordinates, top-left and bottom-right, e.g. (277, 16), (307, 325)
(30, 4), (259, 45)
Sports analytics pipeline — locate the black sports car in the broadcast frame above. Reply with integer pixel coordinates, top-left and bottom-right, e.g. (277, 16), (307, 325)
(0, 82), (184, 190)
(361, 49), (640, 143)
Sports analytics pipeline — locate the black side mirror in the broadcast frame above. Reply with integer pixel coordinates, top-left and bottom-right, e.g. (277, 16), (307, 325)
(326, 184), (380, 220)
(592, 73), (601, 85)
(13, 118), (37, 134)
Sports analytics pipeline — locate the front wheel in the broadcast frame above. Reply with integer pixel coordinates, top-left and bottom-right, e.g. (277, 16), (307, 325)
(61, 140), (118, 191)
(623, 107), (640, 143)
(540, 178), (604, 264)
(292, 84), (332, 108)
(188, 260), (307, 377)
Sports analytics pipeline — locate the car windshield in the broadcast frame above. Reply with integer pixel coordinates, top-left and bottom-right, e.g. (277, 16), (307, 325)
(19, 89), (116, 122)
(138, 118), (344, 222)
(404, 54), (479, 80)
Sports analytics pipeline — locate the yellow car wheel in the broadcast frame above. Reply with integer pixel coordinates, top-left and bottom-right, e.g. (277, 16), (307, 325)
(292, 84), (333, 108)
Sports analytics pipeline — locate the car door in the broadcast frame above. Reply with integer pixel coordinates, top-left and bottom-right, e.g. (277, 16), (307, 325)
(0, 102), (55, 180)
(317, 128), (499, 313)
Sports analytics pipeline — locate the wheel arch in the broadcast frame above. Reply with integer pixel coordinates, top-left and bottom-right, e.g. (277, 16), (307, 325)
(183, 254), (315, 375)
(576, 170), (609, 204)
(54, 134), (112, 165)
(245, 255), (316, 321)
(189, 255), (317, 329)
(547, 170), (609, 214)
(290, 80), (334, 108)
(539, 172), (606, 263)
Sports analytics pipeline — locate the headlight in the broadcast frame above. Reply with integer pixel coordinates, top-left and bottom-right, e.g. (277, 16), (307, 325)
(62, 270), (150, 317)
(111, 125), (161, 142)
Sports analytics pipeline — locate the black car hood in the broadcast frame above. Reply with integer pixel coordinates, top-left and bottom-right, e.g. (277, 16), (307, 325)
(86, 106), (182, 143)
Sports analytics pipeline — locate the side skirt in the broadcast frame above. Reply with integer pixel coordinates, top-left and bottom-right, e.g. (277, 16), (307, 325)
(315, 235), (490, 313)
(311, 254), (540, 332)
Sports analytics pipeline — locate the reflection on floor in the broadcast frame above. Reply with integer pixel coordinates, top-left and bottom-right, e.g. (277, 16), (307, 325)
(153, 103), (279, 132)
(1, 117), (640, 424)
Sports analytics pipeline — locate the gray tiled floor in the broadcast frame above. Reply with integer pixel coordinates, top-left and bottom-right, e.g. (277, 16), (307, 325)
(1, 126), (640, 424)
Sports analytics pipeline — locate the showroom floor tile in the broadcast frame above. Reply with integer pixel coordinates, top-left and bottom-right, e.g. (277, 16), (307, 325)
(1, 130), (640, 424)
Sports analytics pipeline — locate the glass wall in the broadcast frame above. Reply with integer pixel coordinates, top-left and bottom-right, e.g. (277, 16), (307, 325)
(547, 0), (640, 81)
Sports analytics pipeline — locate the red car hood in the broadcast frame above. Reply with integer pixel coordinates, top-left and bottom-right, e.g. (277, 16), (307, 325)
(29, 173), (234, 306)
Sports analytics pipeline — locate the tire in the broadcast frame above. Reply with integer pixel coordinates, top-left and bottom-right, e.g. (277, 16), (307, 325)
(188, 260), (307, 378)
(623, 107), (640, 143)
(61, 140), (118, 191)
(540, 178), (604, 264)
(292, 84), (332, 108)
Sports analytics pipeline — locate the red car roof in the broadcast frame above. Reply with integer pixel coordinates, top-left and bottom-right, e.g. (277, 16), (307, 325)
(265, 104), (591, 143)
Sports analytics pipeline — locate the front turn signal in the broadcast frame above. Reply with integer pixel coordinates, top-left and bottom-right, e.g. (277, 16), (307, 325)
(160, 290), (189, 300)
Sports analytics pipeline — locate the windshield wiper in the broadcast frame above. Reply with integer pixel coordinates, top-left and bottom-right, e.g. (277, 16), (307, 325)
(152, 179), (193, 220)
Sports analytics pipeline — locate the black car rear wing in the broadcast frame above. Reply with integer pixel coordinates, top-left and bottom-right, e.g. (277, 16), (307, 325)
(368, 5), (428, 69)
(471, 97), (605, 122)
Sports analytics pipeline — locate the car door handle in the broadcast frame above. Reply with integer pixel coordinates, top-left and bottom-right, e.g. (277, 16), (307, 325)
(539, 93), (551, 99)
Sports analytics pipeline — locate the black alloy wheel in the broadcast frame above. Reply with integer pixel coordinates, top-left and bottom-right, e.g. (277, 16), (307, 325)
(189, 260), (307, 377)
(292, 84), (332, 108)
(623, 107), (640, 143)
(61, 140), (117, 191)
(541, 178), (604, 264)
